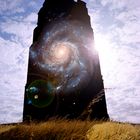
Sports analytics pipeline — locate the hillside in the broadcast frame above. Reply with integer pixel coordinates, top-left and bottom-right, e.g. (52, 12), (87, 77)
(0, 119), (140, 140)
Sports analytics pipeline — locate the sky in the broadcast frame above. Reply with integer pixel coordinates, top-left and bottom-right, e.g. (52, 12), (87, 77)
(0, 0), (140, 124)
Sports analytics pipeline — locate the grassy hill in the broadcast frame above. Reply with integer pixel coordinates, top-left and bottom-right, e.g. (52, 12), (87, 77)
(0, 119), (140, 140)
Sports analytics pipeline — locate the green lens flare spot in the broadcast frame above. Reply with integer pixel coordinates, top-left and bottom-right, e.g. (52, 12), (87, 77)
(26, 80), (55, 108)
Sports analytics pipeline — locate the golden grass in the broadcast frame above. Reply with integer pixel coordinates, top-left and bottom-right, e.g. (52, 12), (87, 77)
(87, 122), (140, 140)
(0, 125), (15, 134)
(0, 119), (140, 140)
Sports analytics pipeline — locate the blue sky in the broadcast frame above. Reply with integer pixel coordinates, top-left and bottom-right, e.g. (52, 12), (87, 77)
(0, 0), (140, 124)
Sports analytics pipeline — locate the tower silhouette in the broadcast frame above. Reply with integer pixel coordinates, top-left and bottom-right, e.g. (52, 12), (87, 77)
(23, 0), (109, 121)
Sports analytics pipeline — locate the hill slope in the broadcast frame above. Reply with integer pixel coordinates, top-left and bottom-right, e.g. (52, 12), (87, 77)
(0, 119), (140, 140)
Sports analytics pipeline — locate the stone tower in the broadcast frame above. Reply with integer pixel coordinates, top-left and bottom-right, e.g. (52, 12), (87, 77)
(23, 0), (109, 121)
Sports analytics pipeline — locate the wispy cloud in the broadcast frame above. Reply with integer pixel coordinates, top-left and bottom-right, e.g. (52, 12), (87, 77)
(85, 0), (140, 123)
(0, 0), (24, 15)
(0, 0), (44, 123)
(0, 15), (37, 47)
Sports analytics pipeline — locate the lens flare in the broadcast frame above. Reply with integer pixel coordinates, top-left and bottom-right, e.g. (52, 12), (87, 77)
(26, 80), (55, 108)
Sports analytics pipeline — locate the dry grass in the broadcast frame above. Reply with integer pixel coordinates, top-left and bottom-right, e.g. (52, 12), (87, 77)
(0, 125), (15, 134)
(87, 122), (140, 140)
(0, 119), (140, 140)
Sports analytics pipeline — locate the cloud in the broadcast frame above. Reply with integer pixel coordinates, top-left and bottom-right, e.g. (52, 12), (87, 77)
(0, 13), (38, 48)
(106, 87), (140, 123)
(28, 0), (44, 11)
(24, 13), (38, 23)
(0, 0), (39, 123)
(100, 0), (140, 10)
(113, 8), (140, 45)
(0, 0), (24, 15)
(0, 35), (29, 123)
(85, 0), (140, 123)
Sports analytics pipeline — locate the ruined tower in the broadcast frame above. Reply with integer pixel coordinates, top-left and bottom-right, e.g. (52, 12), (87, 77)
(23, 0), (109, 121)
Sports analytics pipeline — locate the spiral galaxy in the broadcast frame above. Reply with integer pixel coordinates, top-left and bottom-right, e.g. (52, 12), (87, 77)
(27, 20), (95, 107)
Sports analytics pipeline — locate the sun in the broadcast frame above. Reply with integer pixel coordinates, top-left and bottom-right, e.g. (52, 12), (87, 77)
(93, 34), (116, 83)
(94, 37), (109, 59)
(94, 35), (115, 63)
